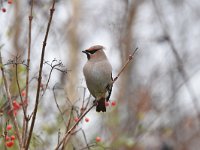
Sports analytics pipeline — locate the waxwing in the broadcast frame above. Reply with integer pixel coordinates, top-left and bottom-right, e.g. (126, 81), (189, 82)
(82, 45), (113, 112)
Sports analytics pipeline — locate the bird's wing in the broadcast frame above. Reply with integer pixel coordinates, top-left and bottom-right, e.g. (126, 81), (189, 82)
(106, 73), (113, 101)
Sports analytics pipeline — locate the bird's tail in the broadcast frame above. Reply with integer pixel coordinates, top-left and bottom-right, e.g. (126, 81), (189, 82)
(96, 98), (106, 112)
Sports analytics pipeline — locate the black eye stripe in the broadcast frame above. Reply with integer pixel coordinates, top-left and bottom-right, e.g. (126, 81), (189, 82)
(86, 50), (98, 54)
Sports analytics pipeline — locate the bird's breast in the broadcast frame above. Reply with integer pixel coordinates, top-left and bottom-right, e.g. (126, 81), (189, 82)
(83, 60), (112, 98)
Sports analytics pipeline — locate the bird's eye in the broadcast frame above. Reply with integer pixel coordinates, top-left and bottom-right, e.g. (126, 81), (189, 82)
(86, 50), (98, 54)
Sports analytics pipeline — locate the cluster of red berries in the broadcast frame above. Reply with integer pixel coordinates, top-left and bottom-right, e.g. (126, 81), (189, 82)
(1, 0), (13, 13)
(74, 117), (90, 123)
(8, 90), (27, 116)
(5, 124), (16, 148)
(105, 101), (116, 107)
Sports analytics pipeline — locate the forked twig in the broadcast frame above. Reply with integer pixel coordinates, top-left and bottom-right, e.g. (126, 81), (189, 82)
(55, 103), (96, 150)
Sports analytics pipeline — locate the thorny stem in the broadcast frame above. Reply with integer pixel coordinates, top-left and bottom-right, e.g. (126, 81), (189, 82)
(25, 0), (56, 149)
(0, 50), (23, 149)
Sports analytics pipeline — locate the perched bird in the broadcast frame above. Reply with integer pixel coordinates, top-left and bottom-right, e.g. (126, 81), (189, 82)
(82, 45), (113, 112)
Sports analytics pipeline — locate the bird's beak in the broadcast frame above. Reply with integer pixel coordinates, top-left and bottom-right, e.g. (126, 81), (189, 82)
(82, 50), (90, 59)
(82, 50), (88, 54)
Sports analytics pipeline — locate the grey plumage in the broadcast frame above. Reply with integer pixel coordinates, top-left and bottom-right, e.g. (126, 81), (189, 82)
(82, 45), (113, 112)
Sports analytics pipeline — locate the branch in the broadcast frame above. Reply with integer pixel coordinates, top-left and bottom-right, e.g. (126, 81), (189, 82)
(113, 47), (138, 83)
(53, 85), (66, 123)
(0, 49), (23, 148)
(25, 0), (56, 149)
(15, 61), (27, 118)
(80, 128), (90, 150)
(42, 60), (67, 95)
(23, 0), (34, 147)
(55, 103), (96, 150)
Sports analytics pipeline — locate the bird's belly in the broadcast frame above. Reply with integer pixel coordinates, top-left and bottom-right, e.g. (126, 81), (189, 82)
(86, 68), (110, 98)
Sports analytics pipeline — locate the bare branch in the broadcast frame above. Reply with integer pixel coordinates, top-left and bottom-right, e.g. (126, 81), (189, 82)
(25, 0), (57, 149)
(80, 128), (90, 150)
(113, 47), (138, 83)
(14, 60), (27, 118)
(43, 59), (68, 95)
(0, 49), (23, 148)
(55, 103), (96, 150)
(53, 84), (66, 123)
(23, 0), (34, 146)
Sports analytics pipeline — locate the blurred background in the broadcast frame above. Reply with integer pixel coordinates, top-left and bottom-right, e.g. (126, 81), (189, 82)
(1, 0), (200, 149)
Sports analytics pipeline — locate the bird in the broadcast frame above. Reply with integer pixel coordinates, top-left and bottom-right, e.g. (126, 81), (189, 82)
(82, 45), (113, 112)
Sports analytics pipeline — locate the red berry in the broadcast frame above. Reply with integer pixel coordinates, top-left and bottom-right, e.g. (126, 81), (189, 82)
(2, 8), (6, 13)
(13, 100), (20, 110)
(6, 124), (12, 130)
(111, 101), (116, 106)
(6, 141), (14, 147)
(8, 0), (13, 4)
(21, 90), (26, 97)
(105, 101), (109, 107)
(10, 135), (15, 140)
(13, 110), (18, 116)
(5, 136), (10, 141)
(96, 136), (101, 142)
(85, 117), (89, 122)
(74, 117), (79, 122)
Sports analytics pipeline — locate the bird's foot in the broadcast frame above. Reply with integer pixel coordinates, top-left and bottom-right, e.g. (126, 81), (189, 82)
(93, 100), (98, 106)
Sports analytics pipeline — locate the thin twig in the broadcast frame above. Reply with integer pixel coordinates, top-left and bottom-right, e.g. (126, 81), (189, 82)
(61, 107), (74, 150)
(80, 128), (90, 150)
(113, 47), (138, 83)
(78, 144), (97, 150)
(55, 103), (96, 150)
(15, 61), (27, 118)
(23, 0), (34, 147)
(53, 85), (66, 123)
(0, 50), (23, 148)
(57, 129), (61, 145)
(41, 60), (67, 96)
(66, 107), (73, 131)
(25, 1), (56, 149)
